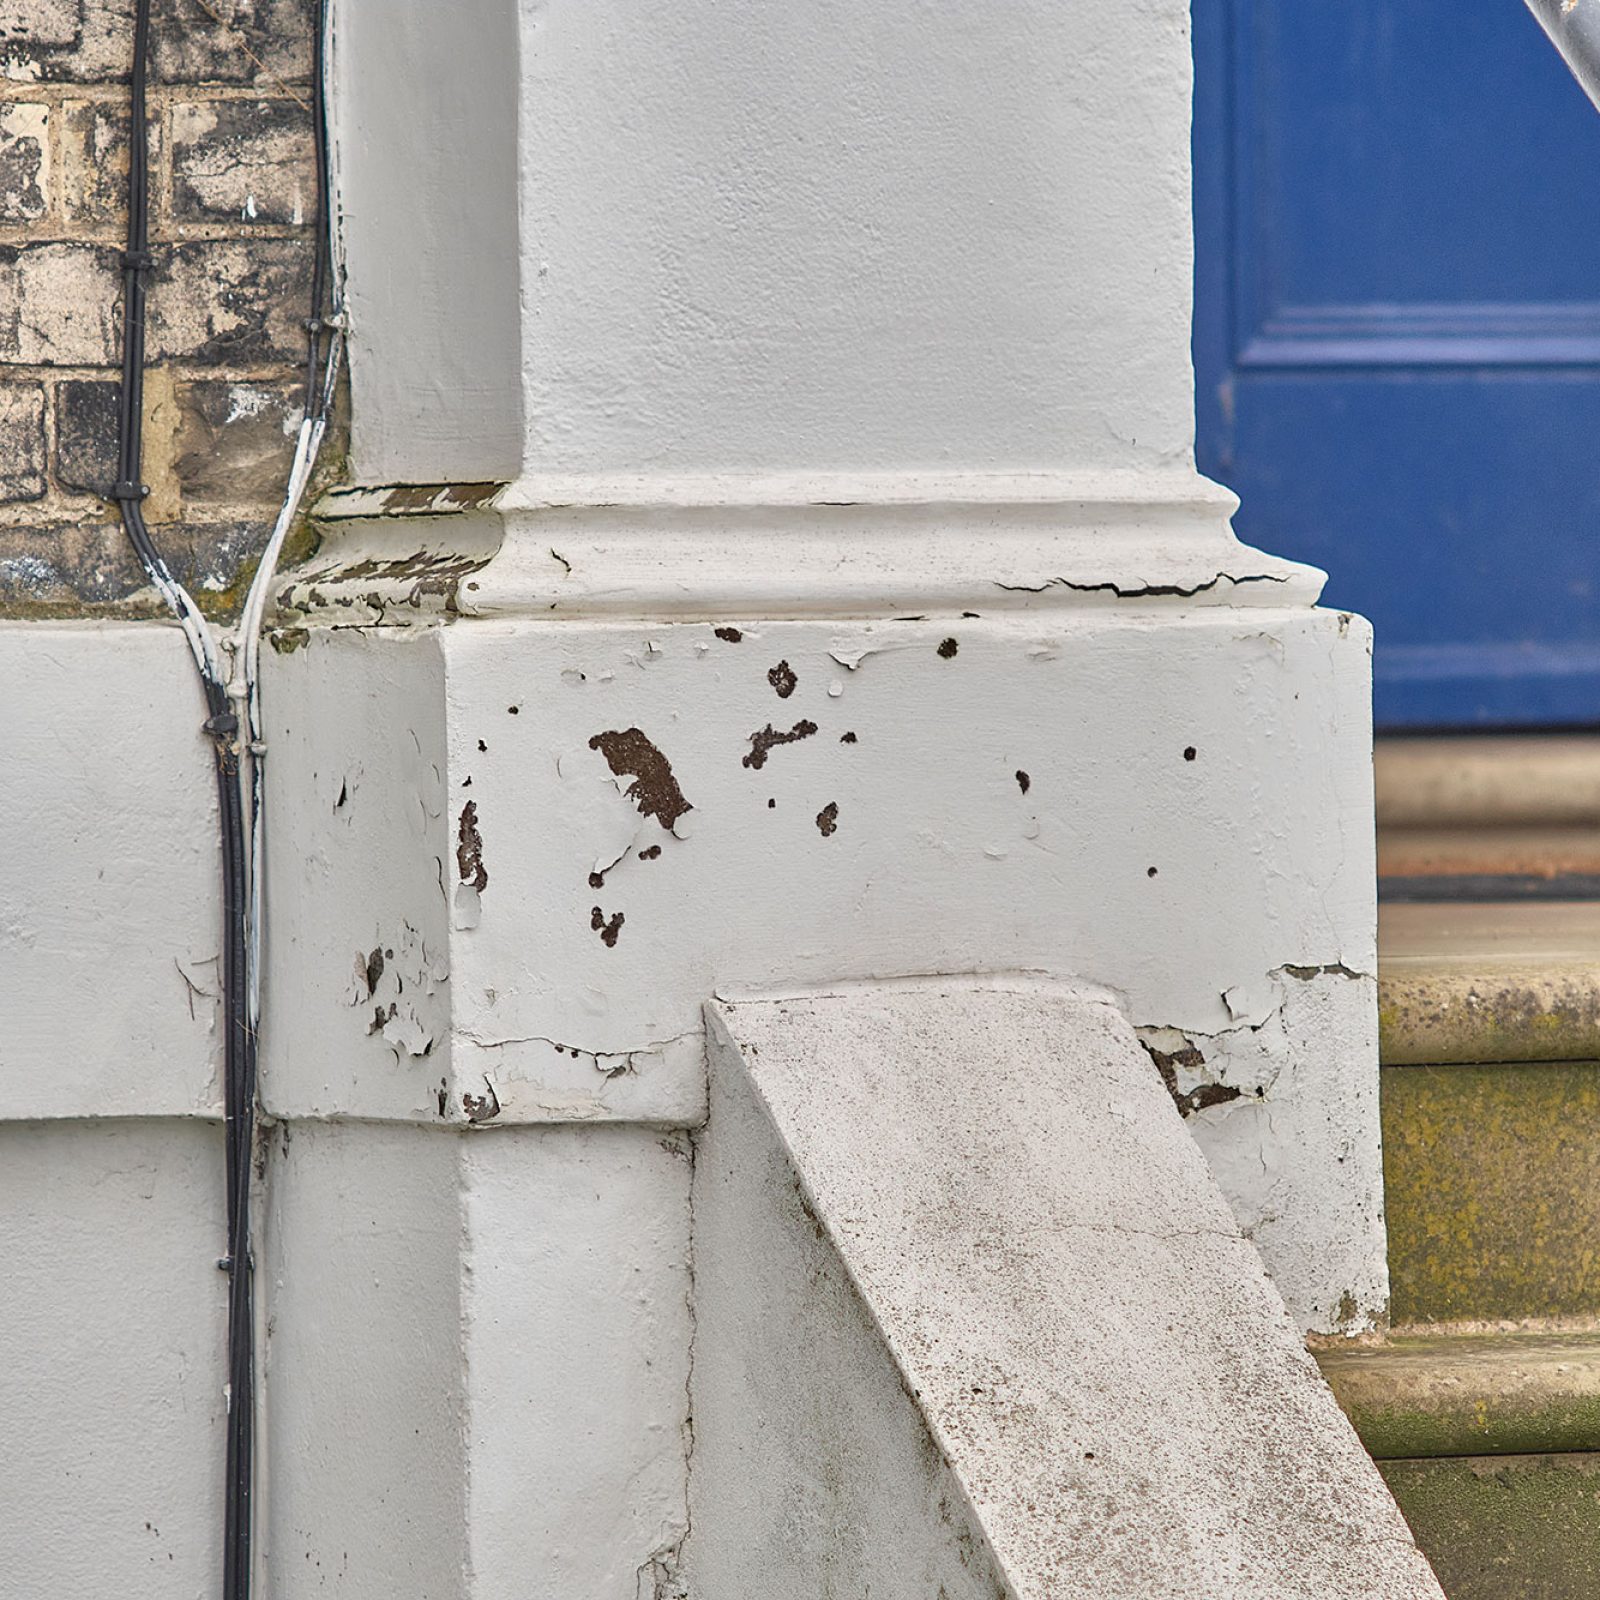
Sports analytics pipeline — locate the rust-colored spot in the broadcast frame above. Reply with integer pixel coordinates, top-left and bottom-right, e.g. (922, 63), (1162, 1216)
(1147, 866), (1158, 878)
(639, 844), (662, 861)
(840, 731), (857, 744)
(590, 906), (624, 948)
(816, 801), (839, 837)
(588, 871), (605, 889)
(364, 946), (385, 996)
(743, 719), (819, 770)
(714, 626), (743, 643)
(1184, 746), (1197, 762)
(937, 637), (959, 659)
(768, 660), (798, 699)
(1015, 770), (1030, 795)
(456, 801), (488, 892)
(588, 728), (693, 830)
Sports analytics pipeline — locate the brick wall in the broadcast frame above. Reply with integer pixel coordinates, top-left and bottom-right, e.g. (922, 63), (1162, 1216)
(0, 0), (333, 615)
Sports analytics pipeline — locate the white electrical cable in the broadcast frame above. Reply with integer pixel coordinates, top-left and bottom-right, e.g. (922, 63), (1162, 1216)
(233, 0), (344, 1036)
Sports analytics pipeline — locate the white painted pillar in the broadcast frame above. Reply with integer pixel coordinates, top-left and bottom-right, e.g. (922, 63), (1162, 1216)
(260, 1), (1384, 1592)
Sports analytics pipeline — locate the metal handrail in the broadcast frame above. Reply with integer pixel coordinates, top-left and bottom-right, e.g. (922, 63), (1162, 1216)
(1526, 0), (1600, 111)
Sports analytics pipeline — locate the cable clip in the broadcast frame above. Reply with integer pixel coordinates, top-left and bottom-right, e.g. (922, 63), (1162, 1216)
(121, 248), (156, 272)
(204, 710), (240, 740)
(108, 480), (150, 501)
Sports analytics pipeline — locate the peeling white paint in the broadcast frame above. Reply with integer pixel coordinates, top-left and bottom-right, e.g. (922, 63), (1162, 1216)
(263, 603), (1381, 1331)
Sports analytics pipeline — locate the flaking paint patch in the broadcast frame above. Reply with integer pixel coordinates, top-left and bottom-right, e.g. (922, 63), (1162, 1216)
(1139, 1036), (1241, 1118)
(588, 728), (693, 831)
(742, 719), (818, 770)
(344, 919), (448, 1064)
(455, 800), (488, 929)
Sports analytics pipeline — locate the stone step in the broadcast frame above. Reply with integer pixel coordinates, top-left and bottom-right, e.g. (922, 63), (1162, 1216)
(1375, 736), (1600, 832)
(1377, 1454), (1600, 1600)
(1378, 901), (1600, 1066)
(1315, 1333), (1600, 1460)
(1379, 1057), (1600, 1326)
(1315, 1336), (1600, 1599)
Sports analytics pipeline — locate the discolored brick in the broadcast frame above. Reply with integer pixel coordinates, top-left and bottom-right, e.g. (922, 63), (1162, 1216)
(0, 102), (49, 223)
(169, 518), (273, 603)
(171, 98), (314, 225)
(54, 378), (119, 497)
(59, 98), (151, 227)
(152, 0), (313, 86)
(0, 527), (75, 609)
(0, 518), (143, 611)
(0, 243), (120, 365)
(0, 382), (45, 500)
(175, 378), (301, 505)
(0, 0), (81, 55)
(2, 1), (123, 85)
(148, 238), (311, 365)
(4, 0), (311, 87)
(1, 0), (327, 613)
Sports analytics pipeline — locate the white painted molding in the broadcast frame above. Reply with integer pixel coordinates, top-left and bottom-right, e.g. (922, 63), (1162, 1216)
(290, 469), (1325, 622)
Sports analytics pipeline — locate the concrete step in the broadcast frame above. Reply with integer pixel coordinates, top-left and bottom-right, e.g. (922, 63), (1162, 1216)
(1377, 901), (1600, 1325)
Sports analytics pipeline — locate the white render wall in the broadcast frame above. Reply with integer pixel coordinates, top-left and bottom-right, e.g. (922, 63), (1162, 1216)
(514, 0), (1196, 479)
(0, 622), (227, 1599)
(338, 0), (1200, 488)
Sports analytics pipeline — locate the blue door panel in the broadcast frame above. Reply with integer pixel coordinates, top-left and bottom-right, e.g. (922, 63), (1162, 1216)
(1194, 1), (1600, 727)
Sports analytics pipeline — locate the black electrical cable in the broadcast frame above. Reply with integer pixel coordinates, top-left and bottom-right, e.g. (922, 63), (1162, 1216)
(117, 1), (339, 1593)
(303, 0), (334, 421)
(119, 1), (337, 1588)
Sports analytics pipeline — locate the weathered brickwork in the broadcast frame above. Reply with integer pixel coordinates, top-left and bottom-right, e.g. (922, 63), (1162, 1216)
(0, 0), (338, 615)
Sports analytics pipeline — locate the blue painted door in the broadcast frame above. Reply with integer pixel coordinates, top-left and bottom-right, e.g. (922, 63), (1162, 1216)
(1193, 3), (1600, 728)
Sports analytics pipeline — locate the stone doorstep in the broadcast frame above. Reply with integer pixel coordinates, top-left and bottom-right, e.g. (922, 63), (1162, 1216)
(1316, 1331), (1600, 1461)
(1378, 901), (1600, 1064)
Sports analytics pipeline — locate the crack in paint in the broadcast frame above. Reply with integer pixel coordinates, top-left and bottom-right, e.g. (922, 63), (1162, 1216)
(994, 571), (1290, 599)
